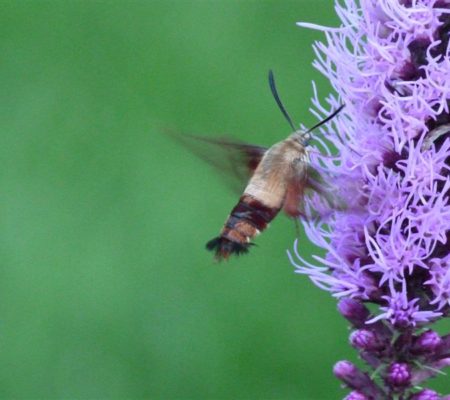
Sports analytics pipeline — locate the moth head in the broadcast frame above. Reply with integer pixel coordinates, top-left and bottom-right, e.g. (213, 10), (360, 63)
(295, 130), (312, 147)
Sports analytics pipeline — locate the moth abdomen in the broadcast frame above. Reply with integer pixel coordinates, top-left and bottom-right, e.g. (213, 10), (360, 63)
(206, 194), (280, 260)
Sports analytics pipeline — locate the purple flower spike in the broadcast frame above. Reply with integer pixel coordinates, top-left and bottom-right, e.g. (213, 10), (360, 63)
(410, 389), (440, 400)
(291, 0), (450, 397)
(387, 363), (412, 388)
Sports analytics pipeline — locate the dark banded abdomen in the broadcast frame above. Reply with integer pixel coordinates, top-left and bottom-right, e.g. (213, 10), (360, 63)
(206, 194), (280, 260)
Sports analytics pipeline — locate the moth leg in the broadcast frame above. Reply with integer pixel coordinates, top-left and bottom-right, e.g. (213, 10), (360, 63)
(282, 155), (309, 217)
(421, 124), (450, 151)
(293, 217), (301, 239)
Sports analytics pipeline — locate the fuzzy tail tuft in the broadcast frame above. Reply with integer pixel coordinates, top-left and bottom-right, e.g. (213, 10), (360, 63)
(206, 237), (254, 261)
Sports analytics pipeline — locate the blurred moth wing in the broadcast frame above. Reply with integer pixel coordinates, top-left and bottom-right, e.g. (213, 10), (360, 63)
(169, 132), (268, 193)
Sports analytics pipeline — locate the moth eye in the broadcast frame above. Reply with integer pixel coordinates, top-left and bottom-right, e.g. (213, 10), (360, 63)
(300, 132), (311, 146)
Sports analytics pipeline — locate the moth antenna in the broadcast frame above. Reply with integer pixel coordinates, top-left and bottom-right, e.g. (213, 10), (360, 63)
(268, 70), (296, 131)
(306, 104), (345, 134)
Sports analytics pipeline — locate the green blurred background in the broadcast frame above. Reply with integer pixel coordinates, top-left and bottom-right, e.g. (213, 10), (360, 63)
(0, 1), (448, 399)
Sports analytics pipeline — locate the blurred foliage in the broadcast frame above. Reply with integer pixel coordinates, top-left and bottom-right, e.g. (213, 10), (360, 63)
(0, 0), (448, 398)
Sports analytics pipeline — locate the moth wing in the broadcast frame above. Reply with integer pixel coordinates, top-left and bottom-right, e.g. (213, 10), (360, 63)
(170, 132), (268, 192)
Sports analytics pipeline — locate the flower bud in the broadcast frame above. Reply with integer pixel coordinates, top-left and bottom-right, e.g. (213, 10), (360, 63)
(386, 363), (411, 388)
(334, 360), (357, 380)
(338, 299), (370, 328)
(334, 361), (383, 398)
(350, 329), (382, 351)
(344, 391), (369, 400)
(334, 361), (369, 389)
(410, 389), (440, 400)
(436, 333), (450, 358)
(413, 330), (442, 354)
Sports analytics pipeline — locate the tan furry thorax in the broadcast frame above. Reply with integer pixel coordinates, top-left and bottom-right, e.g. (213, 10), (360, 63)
(243, 133), (310, 209)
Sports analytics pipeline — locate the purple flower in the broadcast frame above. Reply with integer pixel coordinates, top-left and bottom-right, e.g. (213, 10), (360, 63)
(290, 0), (450, 398)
